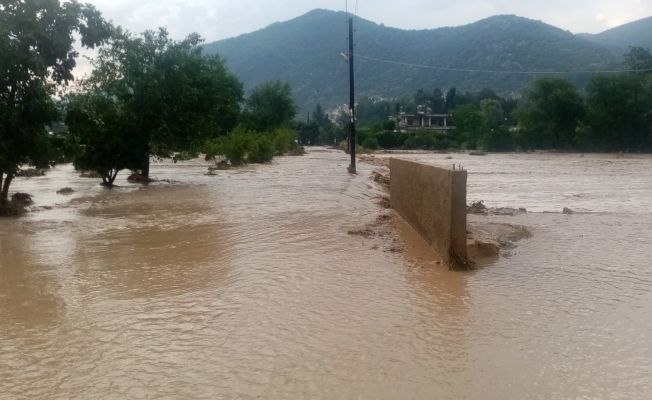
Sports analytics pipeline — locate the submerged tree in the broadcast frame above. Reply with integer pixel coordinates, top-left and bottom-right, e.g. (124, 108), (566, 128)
(65, 92), (144, 186)
(0, 0), (110, 206)
(86, 28), (243, 179)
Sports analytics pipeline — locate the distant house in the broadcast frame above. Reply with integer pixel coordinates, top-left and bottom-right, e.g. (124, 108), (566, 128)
(398, 105), (454, 130)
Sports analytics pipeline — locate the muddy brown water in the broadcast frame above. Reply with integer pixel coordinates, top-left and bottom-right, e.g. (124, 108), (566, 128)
(1, 148), (651, 399)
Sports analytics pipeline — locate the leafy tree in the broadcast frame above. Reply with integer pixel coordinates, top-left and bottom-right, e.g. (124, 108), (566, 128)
(0, 0), (110, 206)
(516, 77), (585, 149)
(584, 74), (649, 151)
(479, 99), (513, 151)
(87, 28), (243, 178)
(352, 97), (391, 127)
(242, 81), (296, 132)
(453, 105), (484, 149)
(454, 99), (514, 151)
(65, 92), (143, 186)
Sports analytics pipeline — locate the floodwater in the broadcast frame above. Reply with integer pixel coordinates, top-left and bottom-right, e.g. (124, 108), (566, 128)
(1, 149), (651, 399)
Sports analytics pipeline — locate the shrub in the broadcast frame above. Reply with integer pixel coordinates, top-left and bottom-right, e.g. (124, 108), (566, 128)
(273, 128), (298, 155)
(248, 135), (275, 163)
(204, 126), (302, 166)
(362, 136), (380, 150)
(376, 131), (407, 149)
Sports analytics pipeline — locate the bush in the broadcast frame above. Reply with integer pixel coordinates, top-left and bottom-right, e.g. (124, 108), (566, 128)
(376, 131), (407, 149)
(273, 128), (297, 155)
(362, 136), (380, 150)
(405, 132), (436, 149)
(248, 135), (275, 163)
(221, 130), (252, 166)
(204, 126), (301, 166)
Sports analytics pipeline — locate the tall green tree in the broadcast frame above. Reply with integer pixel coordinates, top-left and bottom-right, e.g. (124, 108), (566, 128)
(479, 98), (513, 151)
(87, 28), (243, 178)
(453, 104), (484, 149)
(242, 81), (296, 132)
(516, 77), (585, 149)
(584, 74), (649, 151)
(0, 0), (110, 206)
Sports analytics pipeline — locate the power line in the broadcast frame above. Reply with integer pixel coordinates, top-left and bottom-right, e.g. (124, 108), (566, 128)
(356, 54), (652, 75)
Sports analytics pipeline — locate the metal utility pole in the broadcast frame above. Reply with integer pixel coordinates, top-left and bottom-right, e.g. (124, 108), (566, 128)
(347, 16), (356, 174)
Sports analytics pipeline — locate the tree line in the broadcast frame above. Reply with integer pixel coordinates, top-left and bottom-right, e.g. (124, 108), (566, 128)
(351, 47), (652, 153)
(1, 1), (299, 213)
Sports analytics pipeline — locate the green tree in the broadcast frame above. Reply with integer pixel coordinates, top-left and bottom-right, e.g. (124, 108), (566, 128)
(311, 104), (329, 127)
(453, 104), (484, 149)
(242, 81), (296, 132)
(516, 77), (585, 149)
(479, 98), (513, 151)
(445, 87), (457, 112)
(87, 28), (243, 178)
(65, 92), (143, 186)
(355, 97), (392, 127)
(584, 74), (649, 151)
(0, 0), (110, 206)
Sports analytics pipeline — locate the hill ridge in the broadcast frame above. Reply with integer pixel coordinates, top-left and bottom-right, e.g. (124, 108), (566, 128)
(203, 10), (650, 112)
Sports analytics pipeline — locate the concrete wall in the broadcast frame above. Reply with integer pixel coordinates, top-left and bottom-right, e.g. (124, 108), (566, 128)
(389, 158), (468, 269)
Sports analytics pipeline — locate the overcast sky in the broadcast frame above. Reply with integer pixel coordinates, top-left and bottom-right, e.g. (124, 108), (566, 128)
(85, 0), (652, 42)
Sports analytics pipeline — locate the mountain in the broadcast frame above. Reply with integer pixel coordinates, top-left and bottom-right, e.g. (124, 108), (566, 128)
(203, 10), (630, 112)
(580, 17), (652, 54)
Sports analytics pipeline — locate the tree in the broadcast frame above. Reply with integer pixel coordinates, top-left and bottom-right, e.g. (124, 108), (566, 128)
(479, 98), (513, 151)
(87, 28), (243, 178)
(452, 105), (484, 149)
(65, 92), (144, 186)
(430, 88), (445, 113)
(242, 81), (296, 132)
(311, 104), (329, 127)
(445, 88), (457, 112)
(299, 103), (337, 145)
(584, 74), (648, 151)
(516, 77), (585, 150)
(0, 0), (110, 206)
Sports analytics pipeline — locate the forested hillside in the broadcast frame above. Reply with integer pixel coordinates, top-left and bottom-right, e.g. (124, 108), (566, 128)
(204, 9), (637, 111)
(580, 17), (652, 54)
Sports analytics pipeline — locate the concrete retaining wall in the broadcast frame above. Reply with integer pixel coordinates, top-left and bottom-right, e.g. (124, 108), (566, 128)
(389, 158), (468, 268)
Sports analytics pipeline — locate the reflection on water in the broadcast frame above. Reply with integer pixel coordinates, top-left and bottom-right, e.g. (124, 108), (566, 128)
(1, 149), (651, 399)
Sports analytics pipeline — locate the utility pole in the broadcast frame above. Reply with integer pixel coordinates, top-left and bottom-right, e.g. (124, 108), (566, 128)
(347, 16), (356, 174)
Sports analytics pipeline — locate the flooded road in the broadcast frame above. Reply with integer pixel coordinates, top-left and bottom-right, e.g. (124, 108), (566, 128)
(1, 149), (652, 399)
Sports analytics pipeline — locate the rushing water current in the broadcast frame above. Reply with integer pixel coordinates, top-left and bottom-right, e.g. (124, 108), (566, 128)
(1, 149), (651, 399)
